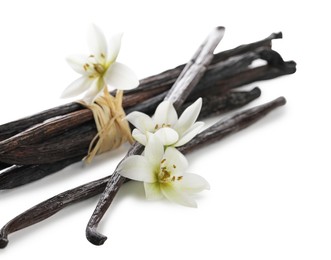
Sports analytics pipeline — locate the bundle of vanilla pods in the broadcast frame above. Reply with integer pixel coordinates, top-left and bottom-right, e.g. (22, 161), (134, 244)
(0, 32), (295, 191)
(0, 28), (297, 249)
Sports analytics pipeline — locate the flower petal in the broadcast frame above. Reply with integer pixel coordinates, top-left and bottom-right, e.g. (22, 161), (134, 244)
(163, 147), (188, 174)
(153, 100), (178, 126)
(175, 121), (204, 147)
(83, 78), (105, 103)
(126, 111), (155, 133)
(161, 184), (197, 208)
(107, 33), (123, 63)
(87, 24), (108, 63)
(61, 76), (93, 98)
(66, 55), (90, 75)
(132, 129), (147, 145)
(104, 62), (139, 91)
(154, 127), (179, 146)
(144, 134), (164, 169)
(144, 182), (163, 200)
(118, 155), (155, 182)
(180, 173), (210, 193)
(174, 98), (202, 135)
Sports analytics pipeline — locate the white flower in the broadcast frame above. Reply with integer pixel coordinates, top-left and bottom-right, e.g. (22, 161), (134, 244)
(62, 24), (139, 102)
(126, 98), (204, 147)
(118, 135), (210, 207)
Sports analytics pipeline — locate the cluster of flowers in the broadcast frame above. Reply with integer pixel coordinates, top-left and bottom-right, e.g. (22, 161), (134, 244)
(64, 24), (209, 207)
(119, 99), (210, 207)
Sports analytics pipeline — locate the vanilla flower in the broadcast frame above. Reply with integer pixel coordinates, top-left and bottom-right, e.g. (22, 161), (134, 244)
(62, 24), (139, 102)
(126, 98), (204, 146)
(118, 135), (209, 207)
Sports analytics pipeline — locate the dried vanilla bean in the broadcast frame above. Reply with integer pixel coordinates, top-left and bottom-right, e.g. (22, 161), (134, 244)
(0, 103), (82, 142)
(0, 32), (282, 141)
(86, 26), (225, 245)
(181, 96), (286, 153)
(0, 163), (10, 172)
(0, 110), (92, 154)
(196, 87), (261, 119)
(0, 124), (95, 165)
(0, 96), (285, 249)
(0, 87), (261, 189)
(0, 156), (83, 189)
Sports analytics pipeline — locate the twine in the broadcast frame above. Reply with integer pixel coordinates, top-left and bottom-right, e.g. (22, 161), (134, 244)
(78, 88), (134, 164)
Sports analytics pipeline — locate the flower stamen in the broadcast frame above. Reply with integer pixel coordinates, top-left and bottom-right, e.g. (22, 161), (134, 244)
(83, 64), (90, 71)
(158, 162), (182, 184)
(93, 64), (105, 74)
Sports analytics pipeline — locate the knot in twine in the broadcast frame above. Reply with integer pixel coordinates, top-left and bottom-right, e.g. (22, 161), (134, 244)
(78, 88), (134, 164)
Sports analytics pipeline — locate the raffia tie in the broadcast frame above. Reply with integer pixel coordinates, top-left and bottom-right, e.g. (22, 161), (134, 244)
(78, 88), (134, 164)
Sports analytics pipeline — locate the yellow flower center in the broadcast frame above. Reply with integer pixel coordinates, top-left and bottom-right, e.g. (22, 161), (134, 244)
(93, 63), (105, 74)
(158, 158), (182, 183)
(83, 53), (109, 79)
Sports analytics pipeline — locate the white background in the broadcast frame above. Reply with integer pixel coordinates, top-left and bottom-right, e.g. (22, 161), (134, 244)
(0, 0), (330, 259)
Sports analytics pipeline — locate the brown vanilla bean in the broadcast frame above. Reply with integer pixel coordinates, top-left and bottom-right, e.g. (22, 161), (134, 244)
(0, 123), (95, 165)
(0, 96), (286, 249)
(196, 61), (296, 98)
(180, 96), (286, 153)
(0, 176), (110, 249)
(0, 162), (10, 172)
(0, 156), (83, 189)
(211, 32), (282, 63)
(85, 27), (225, 246)
(0, 110), (92, 154)
(0, 32), (281, 141)
(0, 103), (82, 142)
(0, 87), (261, 189)
(196, 87), (262, 119)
